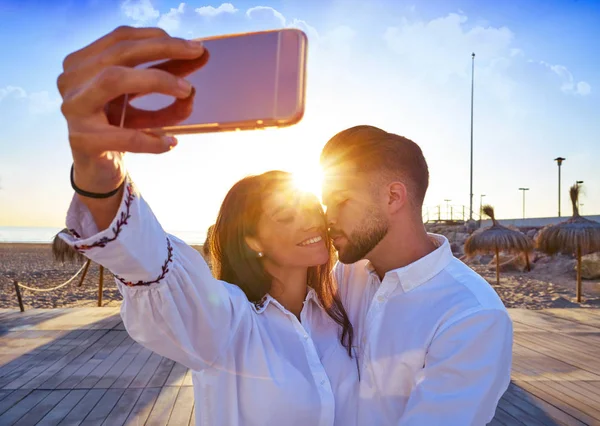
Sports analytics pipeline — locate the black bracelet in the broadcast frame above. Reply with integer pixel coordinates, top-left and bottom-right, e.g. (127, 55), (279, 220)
(70, 164), (125, 199)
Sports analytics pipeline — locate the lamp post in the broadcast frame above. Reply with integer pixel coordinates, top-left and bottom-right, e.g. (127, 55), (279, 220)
(469, 52), (475, 222)
(576, 180), (584, 209)
(554, 157), (565, 217)
(518, 188), (529, 220)
(444, 199), (451, 221)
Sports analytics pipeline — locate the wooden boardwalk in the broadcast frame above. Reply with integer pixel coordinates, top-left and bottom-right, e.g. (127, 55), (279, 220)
(0, 308), (599, 426)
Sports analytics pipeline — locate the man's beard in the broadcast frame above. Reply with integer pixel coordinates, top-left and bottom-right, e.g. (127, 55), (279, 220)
(335, 211), (389, 264)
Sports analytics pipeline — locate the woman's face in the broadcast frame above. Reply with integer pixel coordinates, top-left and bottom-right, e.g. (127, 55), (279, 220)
(252, 186), (329, 268)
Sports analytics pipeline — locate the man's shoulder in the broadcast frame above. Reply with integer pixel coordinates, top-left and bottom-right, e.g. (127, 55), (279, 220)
(439, 257), (507, 313)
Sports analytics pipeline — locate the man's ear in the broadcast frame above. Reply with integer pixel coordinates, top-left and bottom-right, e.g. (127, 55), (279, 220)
(245, 236), (264, 255)
(387, 182), (408, 214)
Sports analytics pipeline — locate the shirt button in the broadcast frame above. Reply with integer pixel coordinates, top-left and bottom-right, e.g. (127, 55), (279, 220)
(377, 295), (386, 302)
(320, 379), (326, 386)
(303, 334), (309, 340)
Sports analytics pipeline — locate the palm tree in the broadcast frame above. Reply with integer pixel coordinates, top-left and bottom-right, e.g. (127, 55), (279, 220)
(464, 205), (533, 285)
(535, 184), (600, 302)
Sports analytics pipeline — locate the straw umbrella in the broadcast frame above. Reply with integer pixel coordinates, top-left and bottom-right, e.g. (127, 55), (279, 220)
(535, 184), (600, 302)
(52, 229), (104, 306)
(464, 205), (534, 285)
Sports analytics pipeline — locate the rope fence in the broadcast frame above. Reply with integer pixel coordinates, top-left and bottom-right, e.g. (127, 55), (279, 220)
(13, 259), (107, 312)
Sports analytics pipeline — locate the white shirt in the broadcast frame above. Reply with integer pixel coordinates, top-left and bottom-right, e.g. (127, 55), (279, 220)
(60, 178), (359, 426)
(334, 235), (513, 426)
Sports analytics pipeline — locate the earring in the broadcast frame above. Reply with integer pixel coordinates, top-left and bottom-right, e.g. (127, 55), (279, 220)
(258, 252), (264, 258)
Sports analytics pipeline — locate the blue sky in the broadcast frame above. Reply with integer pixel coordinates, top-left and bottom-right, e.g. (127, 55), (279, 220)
(1, 0), (599, 237)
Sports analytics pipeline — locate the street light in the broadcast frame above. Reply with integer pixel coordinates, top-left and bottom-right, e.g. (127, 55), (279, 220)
(444, 199), (451, 221)
(518, 188), (529, 220)
(554, 157), (566, 217)
(469, 52), (476, 222)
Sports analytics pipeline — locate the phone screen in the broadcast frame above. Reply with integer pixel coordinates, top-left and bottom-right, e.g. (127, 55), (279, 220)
(129, 29), (306, 133)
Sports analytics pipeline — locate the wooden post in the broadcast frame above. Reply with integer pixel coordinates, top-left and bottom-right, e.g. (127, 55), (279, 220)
(78, 259), (91, 287)
(495, 246), (500, 285)
(98, 265), (104, 307)
(13, 281), (24, 312)
(576, 246), (582, 303)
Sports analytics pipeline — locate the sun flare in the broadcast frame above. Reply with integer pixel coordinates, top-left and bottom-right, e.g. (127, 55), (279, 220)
(292, 167), (324, 200)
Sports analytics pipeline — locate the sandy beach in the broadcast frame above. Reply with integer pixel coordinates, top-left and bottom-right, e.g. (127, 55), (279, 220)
(1, 242), (599, 310)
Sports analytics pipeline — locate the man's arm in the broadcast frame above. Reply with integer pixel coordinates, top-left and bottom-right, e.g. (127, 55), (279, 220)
(400, 309), (513, 426)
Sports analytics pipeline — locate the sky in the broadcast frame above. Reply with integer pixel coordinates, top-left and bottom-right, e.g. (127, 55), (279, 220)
(1, 0), (599, 238)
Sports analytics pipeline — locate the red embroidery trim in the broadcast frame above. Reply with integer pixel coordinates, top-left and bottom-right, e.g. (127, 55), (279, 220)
(74, 182), (135, 252)
(116, 237), (174, 287)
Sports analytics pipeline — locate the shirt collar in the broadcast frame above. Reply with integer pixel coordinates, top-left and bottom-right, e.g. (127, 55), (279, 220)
(251, 286), (323, 314)
(364, 233), (452, 293)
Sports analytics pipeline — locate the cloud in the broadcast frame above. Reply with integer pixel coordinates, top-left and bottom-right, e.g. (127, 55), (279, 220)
(246, 6), (286, 26)
(157, 2), (186, 32)
(196, 3), (238, 18)
(537, 61), (591, 96)
(0, 86), (60, 114)
(121, 0), (159, 24)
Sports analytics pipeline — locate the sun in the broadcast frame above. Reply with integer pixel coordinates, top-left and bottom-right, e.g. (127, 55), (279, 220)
(292, 166), (324, 200)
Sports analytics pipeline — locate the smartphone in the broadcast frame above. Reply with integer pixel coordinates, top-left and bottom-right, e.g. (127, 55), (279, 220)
(126, 29), (308, 135)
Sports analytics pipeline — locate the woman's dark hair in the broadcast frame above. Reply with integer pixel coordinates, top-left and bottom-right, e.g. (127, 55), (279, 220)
(210, 170), (354, 356)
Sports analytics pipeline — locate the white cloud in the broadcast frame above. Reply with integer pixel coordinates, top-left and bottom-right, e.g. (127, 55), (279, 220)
(158, 2), (186, 32)
(121, 0), (159, 24)
(538, 61), (591, 96)
(383, 13), (514, 84)
(0, 85), (60, 114)
(246, 6), (286, 26)
(196, 3), (238, 18)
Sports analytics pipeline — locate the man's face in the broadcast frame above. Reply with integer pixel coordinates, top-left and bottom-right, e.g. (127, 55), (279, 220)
(321, 166), (389, 264)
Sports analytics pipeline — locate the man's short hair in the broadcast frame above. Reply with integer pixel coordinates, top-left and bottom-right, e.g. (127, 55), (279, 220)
(320, 125), (429, 208)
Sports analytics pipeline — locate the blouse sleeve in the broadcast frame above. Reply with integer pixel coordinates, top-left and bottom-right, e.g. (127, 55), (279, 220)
(59, 177), (251, 371)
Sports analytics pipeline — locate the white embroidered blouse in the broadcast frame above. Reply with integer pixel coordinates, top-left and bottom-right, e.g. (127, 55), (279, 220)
(59, 178), (359, 426)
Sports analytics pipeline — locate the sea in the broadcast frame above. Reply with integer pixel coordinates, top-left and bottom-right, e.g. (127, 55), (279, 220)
(0, 226), (207, 245)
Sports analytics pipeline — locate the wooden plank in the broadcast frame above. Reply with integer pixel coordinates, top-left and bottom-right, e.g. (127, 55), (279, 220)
(122, 387), (160, 425)
(36, 389), (88, 426)
(514, 379), (600, 425)
(56, 331), (129, 389)
(182, 369), (193, 387)
(13, 389), (69, 426)
(164, 363), (187, 387)
(82, 388), (125, 425)
(503, 384), (587, 426)
(110, 347), (153, 389)
(167, 386), (194, 426)
(30, 330), (112, 389)
(539, 309), (600, 329)
(0, 329), (106, 389)
(491, 406), (524, 425)
(145, 386), (179, 426)
(497, 394), (550, 426)
(147, 358), (175, 388)
(75, 336), (136, 390)
(59, 389), (106, 425)
(0, 389), (50, 424)
(100, 388), (143, 426)
(0, 389), (13, 403)
(189, 404), (195, 426)
(93, 342), (144, 389)
(129, 352), (163, 388)
(12, 329), (111, 390)
(509, 309), (599, 333)
(0, 389), (31, 416)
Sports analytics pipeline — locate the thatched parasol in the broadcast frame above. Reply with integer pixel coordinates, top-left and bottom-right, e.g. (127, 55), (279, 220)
(464, 205), (534, 285)
(535, 184), (600, 302)
(51, 229), (104, 306)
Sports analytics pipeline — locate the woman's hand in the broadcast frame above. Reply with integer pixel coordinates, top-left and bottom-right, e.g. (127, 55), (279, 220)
(58, 26), (206, 229)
